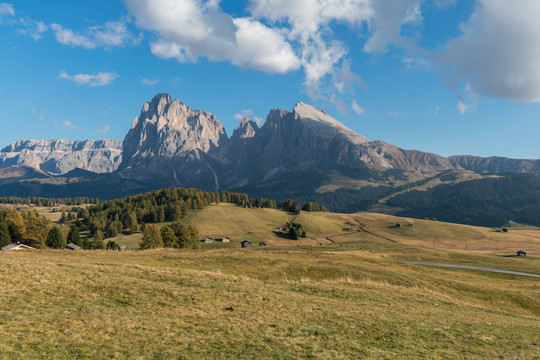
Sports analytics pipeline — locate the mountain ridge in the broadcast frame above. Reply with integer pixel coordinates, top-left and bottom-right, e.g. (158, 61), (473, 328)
(1, 93), (539, 192)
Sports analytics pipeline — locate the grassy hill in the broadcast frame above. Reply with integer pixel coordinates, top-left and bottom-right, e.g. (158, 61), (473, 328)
(171, 204), (540, 256)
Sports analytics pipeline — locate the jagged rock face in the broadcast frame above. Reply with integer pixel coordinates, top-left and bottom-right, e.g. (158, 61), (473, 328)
(231, 117), (259, 139)
(222, 102), (455, 186)
(0, 139), (122, 174)
(119, 93), (228, 188)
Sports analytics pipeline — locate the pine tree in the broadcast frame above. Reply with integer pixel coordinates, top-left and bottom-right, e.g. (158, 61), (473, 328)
(91, 230), (104, 249)
(0, 221), (11, 248)
(60, 211), (67, 223)
(24, 212), (49, 248)
(67, 224), (81, 246)
(140, 224), (162, 249)
(46, 227), (65, 249)
(160, 225), (178, 248)
(106, 241), (121, 251)
(5, 209), (26, 243)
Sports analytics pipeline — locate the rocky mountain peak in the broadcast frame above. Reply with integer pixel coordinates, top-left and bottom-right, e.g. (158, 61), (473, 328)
(119, 94), (229, 186)
(231, 117), (259, 139)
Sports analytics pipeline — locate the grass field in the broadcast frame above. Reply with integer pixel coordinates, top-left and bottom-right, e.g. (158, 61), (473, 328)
(0, 239), (538, 359)
(1, 203), (538, 359)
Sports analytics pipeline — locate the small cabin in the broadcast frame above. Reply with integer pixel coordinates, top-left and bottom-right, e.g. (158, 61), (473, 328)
(241, 240), (252, 248)
(259, 242), (267, 247)
(1, 242), (35, 251)
(203, 237), (214, 243)
(64, 243), (82, 250)
(408, 223), (413, 227)
(495, 229), (502, 232)
(220, 236), (230, 243)
(273, 227), (283, 233)
(119, 244), (128, 250)
(517, 250), (527, 257)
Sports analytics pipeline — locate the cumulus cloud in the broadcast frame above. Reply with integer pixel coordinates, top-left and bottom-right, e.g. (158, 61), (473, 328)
(438, 0), (540, 102)
(352, 100), (365, 115)
(97, 124), (111, 134)
(59, 70), (118, 86)
(141, 78), (159, 86)
(50, 18), (141, 49)
(248, 0), (372, 93)
(125, 0), (300, 74)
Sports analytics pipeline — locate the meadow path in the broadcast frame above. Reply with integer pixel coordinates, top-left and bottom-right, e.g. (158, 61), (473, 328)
(402, 261), (540, 278)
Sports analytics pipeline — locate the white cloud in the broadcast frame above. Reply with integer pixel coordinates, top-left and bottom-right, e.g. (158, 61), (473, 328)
(141, 78), (159, 86)
(330, 95), (348, 115)
(55, 119), (79, 130)
(233, 109), (254, 121)
(97, 124), (110, 134)
(125, 0), (300, 74)
(248, 0), (372, 94)
(18, 19), (47, 40)
(434, 105), (440, 117)
(50, 18), (141, 49)
(402, 57), (430, 70)
(352, 100), (365, 115)
(253, 116), (265, 126)
(457, 83), (479, 115)
(0, 3), (14, 17)
(333, 60), (364, 94)
(59, 70), (118, 87)
(438, 0), (540, 102)
(363, 0), (423, 54)
(38, 114), (44, 121)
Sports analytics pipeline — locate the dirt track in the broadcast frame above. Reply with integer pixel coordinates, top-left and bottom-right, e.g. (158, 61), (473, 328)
(402, 261), (540, 278)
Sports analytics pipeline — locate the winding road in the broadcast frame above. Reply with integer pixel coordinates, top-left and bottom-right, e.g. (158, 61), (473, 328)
(402, 261), (540, 278)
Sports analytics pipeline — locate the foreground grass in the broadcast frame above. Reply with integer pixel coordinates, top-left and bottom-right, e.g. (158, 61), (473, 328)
(0, 244), (539, 359)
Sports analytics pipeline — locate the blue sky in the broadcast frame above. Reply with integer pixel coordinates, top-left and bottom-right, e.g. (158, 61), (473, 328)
(1, 0), (540, 159)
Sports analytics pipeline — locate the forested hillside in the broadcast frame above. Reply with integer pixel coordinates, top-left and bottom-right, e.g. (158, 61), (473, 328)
(387, 173), (540, 226)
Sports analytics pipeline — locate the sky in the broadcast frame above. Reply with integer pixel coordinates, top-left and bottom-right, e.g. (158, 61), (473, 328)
(1, 0), (540, 159)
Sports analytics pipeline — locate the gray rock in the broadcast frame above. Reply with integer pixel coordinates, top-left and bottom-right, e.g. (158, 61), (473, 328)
(0, 139), (122, 174)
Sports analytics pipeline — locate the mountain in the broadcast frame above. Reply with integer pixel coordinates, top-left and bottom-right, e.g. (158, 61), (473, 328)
(118, 93), (228, 189)
(0, 92), (540, 227)
(115, 95), (461, 190)
(0, 139), (122, 175)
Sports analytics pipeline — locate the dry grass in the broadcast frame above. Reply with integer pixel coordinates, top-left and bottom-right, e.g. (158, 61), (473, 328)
(0, 244), (538, 359)
(105, 204), (540, 257)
